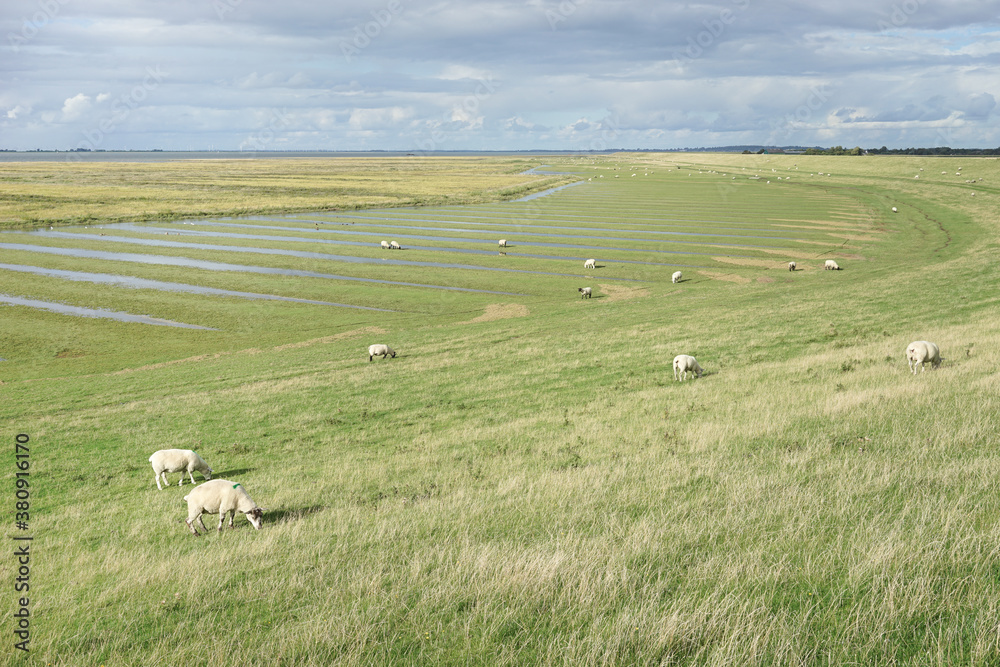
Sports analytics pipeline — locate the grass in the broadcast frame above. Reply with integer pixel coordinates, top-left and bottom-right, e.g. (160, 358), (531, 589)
(0, 157), (575, 229)
(3, 152), (1000, 665)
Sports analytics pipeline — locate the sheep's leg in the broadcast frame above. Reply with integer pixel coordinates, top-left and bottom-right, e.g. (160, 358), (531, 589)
(177, 473), (184, 487)
(187, 471), (196, 485)
(155, 473), (163, 490)
(186, 519), (199, 536)
(198, 514), (209, 532)
(228, 510), (236, 528)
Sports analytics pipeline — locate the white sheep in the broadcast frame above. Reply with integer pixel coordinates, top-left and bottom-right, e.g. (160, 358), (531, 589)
(672, 271), (682, 284)
(183, 479), (266, 536)
(368, 344), (396, 361)
(788, 261), (796, 271)
(824, 259), (840, 270)
(892, 207), (898, 212)
(906, 341), (941, 374)
(380, 240), (390, 250)
(584, 258), (596, 269)
(498, 239), (507, 248)
(149, 449), (213, 490)
(578, 287), (592, 299)
(673, 355), (703, 381)
(390, 240), (401, 250)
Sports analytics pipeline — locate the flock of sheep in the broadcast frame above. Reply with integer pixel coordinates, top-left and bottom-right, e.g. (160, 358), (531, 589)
(154, 193), (943, 536)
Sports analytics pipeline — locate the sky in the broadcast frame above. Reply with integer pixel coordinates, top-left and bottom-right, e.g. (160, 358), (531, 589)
(2, 0), (999, 152)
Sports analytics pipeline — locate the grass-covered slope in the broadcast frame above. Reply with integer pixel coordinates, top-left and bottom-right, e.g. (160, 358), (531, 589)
(3, 153), (1000, 665)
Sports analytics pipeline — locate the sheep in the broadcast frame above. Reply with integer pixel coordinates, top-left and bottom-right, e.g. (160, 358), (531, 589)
(498, 239), (507, 248)
(673, 355), (703, 381)
(788, 261), (797, 271)
(672, 271), (682, 284)
(149, 449), (213, 490)
(380, 240), (390, 250)
(824, 259), (840, 270)
(906, 341), (941, 374)
(578, 287), (592, 299)
(183, 479), (266, 536)
(368, 344), (396, 361)
(390, 240), (401, 250)
(584, 258), (596, 269)
(892, 207), (898, 212)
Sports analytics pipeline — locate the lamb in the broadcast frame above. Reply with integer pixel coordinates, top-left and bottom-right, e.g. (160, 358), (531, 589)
(673, 355), (703, 381)
(584, 258), (596, 269)
(906, 341), (941, 374)
(380, 240), (390, 250)
(672, 271), (682, 284)
(578, 287), (592, 298)
(390, 240), (401, 250)
(183, 479), (266, 536)
(368, 344), (396, 361)
(824, 259), (840, 270)
(149, 449), (213, 490)
(498, 239), (507, 248)
(788, 261), (796, 271)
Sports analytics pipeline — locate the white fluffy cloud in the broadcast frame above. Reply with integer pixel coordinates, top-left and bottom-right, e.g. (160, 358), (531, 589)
(61, 93), (92, 120)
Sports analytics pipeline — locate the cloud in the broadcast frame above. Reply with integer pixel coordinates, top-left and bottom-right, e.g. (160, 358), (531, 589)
(965, 92), (996, 119)
(61, 94), (92, 121)
(6, 104), (30, 120)
(2, 0), (999, 150)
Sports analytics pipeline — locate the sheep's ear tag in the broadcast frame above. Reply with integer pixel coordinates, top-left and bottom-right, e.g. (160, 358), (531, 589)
(233, 483), (241, 489)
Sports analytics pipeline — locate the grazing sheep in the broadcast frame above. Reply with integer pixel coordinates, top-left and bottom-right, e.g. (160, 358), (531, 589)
(149, 449), (213, 490)
(892, 207), (898, 212)
(380, 240), (390, 250)
(906, 341), (941, 374)
(672, 271), (683, 284)
(824, 259), (841, 270)
(183, 479), (266, 536)
(673, 355), (703, 381)
(368, 344), (396, 361)
(390, 240), (401, 250)
(788, 261), (797, 271)
(578, 287), (592, 299)
(498, 239), (507, 248)
(584, 258), (596, 269)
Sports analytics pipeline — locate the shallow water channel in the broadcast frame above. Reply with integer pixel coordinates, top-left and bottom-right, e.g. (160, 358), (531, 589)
(0, 293), (217, 329)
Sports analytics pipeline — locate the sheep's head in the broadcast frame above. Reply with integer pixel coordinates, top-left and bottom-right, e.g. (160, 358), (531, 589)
(204, 467), (213, 480)
(390, 351), (397, 358)
(246, 508), (265, 530)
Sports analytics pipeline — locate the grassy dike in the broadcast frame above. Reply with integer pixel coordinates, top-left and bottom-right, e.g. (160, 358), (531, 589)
(3, 153), (1000, 665)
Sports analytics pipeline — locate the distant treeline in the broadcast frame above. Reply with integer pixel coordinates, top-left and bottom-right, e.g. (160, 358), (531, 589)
(726, 145), (1000, 156)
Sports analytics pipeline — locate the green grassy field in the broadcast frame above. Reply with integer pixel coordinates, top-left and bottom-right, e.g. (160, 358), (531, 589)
(3, 153), (1000, 665)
